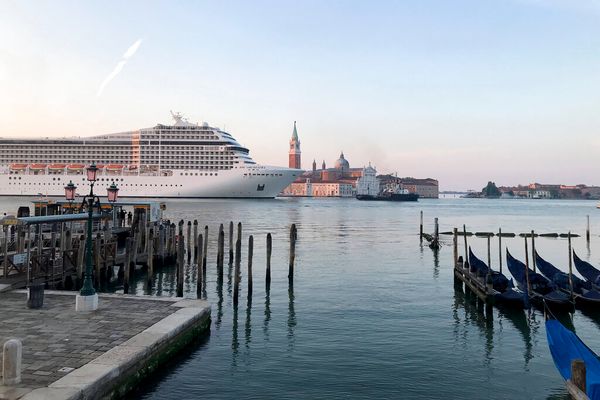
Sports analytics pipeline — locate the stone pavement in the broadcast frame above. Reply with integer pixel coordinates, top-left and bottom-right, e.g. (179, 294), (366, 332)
(0, 291), (177, 392)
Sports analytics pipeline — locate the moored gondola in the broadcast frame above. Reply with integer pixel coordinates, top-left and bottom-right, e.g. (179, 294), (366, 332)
(573, 251), (600, 289)
(506, 250), (573, 312)
(535, 252), (600, 309)
(468, 248), (526, 309)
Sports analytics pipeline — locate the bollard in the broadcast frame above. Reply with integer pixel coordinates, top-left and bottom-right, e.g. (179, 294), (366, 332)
(288, 224), (297, 283)
(2, 339), (22, 386)
(571, 359), (586, 394)
(266, 233), (272, 288)
(248, 235), (253, 297)
(27, 282), (44, 309)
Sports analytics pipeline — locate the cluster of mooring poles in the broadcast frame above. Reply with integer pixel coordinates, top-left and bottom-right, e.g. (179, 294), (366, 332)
(0, 217), (299, 301)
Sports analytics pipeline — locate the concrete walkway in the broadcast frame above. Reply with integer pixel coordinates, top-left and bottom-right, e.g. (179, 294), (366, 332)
(0, 291), (210, 400)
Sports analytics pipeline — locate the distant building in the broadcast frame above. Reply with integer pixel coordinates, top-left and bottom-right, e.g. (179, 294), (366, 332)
(356, 164), (379, 196)
(288, 121), (301, 169)
(281, 125), (438, 198)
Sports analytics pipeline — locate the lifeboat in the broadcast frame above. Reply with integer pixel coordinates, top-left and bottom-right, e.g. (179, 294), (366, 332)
(10, 163), (28, 170)
(48, 163), (67, 170)
(106, 164), (124, 170)
(30, 163), (47, 170)
(67, 164), (85, 170)
(96, 164), (105, 169)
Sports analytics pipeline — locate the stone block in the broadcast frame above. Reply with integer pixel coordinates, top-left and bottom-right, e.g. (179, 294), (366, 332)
(75, 294), (98, 312)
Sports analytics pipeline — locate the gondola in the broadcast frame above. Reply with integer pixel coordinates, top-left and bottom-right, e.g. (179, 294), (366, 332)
(546, 317), (600, 399)
(573, 251), (600, 288)
(535, 252), (600, 309)
(506, 250), (573, 311)
(468, 248), (526, 309)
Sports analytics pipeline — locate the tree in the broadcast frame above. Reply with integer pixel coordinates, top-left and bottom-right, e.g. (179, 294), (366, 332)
(482, 181), (501, 198)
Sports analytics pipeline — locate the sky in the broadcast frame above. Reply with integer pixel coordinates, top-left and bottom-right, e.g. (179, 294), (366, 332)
(1, 0), (600, 191)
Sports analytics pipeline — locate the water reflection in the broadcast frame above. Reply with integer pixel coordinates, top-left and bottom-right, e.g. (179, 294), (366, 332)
(245, 297), (252, 348)
(498, 308), (533, 366)
(232, 304), (239, 367)
(288, 284), (296, 350)
(216, 272), (224, 330)
(432, 248), (440, 279)
(452, 285), (494, 364)
(264, 287), (271, 340)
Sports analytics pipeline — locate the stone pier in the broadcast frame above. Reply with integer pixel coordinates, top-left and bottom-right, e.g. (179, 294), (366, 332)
(0, 290), (210, 399)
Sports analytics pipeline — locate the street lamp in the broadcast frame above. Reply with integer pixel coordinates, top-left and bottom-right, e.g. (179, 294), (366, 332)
(64, 181), (76, 213)
(107, 182), (119, 227)
(78, 163), (100, 301)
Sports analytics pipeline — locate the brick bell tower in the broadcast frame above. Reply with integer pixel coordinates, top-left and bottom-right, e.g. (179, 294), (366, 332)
(289, 121), (301, 169)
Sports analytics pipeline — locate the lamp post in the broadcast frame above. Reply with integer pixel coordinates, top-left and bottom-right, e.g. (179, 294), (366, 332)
(73, 163), (101, 311)
(107, 182), (119, 228)
(64, 181), (76, 214)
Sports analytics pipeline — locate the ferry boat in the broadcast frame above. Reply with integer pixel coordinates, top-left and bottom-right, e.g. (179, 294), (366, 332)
(0, 112), (302, 198)
(355, 165), (419, 202)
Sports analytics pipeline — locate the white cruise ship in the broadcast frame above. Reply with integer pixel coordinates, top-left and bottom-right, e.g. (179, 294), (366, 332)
(0, 112), (302, 198)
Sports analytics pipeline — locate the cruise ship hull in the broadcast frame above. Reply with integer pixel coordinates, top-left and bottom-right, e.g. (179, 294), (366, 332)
(0, 166), (301, 199)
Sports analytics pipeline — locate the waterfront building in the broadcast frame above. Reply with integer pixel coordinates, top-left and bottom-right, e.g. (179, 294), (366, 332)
(0, 112), (301, 198)
(356, 164), (379, 196)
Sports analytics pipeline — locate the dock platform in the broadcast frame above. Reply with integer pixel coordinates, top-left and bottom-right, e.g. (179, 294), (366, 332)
(0, 291), (210, 399)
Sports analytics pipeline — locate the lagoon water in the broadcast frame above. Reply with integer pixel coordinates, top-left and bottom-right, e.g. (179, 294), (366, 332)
(2, 197), (600, 399)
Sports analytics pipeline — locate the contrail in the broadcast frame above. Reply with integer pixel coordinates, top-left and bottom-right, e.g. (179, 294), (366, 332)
(97, 39), (143, 97)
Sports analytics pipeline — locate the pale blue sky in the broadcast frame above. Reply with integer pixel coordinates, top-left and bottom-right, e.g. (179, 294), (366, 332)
(1, 0), (600, 190)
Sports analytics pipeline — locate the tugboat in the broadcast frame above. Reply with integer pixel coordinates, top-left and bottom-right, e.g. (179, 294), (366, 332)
(355, 165), (419, 202)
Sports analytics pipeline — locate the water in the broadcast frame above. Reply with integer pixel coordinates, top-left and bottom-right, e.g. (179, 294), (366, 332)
(2, 197), (600, 399)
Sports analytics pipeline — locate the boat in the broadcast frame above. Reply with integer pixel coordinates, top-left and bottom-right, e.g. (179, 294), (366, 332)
(356, 192), (419, 201)
(506, 250), (573, 311)
(48, 164), (67, 170)
(546, 317), (600, 399)
(573, 251), (600, 287)
(0, 112), (301, 198)
(535, 252), (600, 309)
(468, 248), (526, 308)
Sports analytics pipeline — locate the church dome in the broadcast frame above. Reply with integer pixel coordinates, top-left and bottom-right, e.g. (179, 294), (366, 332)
(334, 152), (350, 170)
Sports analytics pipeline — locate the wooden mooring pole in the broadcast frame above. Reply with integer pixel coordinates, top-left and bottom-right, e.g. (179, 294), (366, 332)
(193, 220), (198, 256)
(487, 235), (491, 268)
(248, 235), (253, 298)
(203, 225), (208, 270)
(217, 224), (224, 273)
(498, 228), (503, 274)
(587, 215), (591, 243)
(524, 236), (531, 294)
(177, 234), (184, 297)
(196, 234), (203, 298)
(147, 228), (154, 289)
(568, 231), (574, 299)
(419, 211), (423, 241)
(452, 228), (458, 267)
(233, 237), (241, 307)
(228, 221), (234, 265)
(463, 225), (468, 262)
(288, 224), (297, 283)
(571, 359), (587, 396)
(531, 230), (537, 273)
(266, 233), (272, 288)
(124, 237), (133, 294)
(186, 221), (192, 261)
